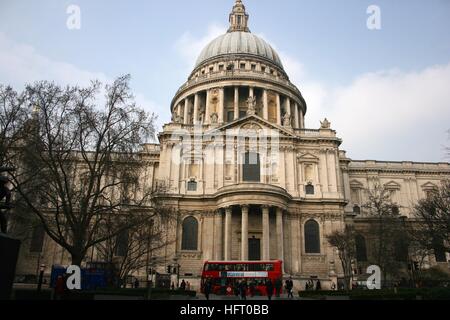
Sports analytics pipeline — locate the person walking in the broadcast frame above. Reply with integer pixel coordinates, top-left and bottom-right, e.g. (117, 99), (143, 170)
(275, 278), (282, 297)
(204, 279), (212, 301)
(316, 279), (322, 291)
(266, 279), (274, 301)
(285, 277), (294, 299)
(239, 280), (248, 300)
(180, 279), (186, 291)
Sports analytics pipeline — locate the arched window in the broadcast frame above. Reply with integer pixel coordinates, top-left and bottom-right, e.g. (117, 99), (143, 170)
(181, 217), (198, 251)
(353, 205), (361, 215)
(355, 235), (368, 262)
(304, 220), (320, 254)
(305, 184), (315, 195)
(243, 152), (261, 182)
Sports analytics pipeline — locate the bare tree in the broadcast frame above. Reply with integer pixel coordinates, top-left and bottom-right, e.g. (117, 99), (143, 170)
(0, 85), (30, 233)
(327, 226), (356, 290)
(411, 180), (450, 262)
(9, 75), (157, 266)
(363, 184), (409, 284)
(95, 187), (177, 286)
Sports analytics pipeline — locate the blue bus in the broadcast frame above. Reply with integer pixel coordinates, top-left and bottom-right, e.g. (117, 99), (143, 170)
(50, 262), (118, 290)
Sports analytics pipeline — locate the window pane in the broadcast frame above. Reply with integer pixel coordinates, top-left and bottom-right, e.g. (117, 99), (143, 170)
(304, 220), (320, 254)
(182, 217), (198, 250)
(29, 225), (45, 253)
(305, 185), (315, 195)
(243, 152), (260, 182)
(355, 235), (368, 262)
(115, 230), (129, 257)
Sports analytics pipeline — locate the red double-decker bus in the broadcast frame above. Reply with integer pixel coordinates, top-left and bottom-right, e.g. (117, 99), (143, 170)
(201, 260), (283, 296)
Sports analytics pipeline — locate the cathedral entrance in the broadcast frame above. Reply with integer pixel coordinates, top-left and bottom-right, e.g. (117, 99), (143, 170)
(248, 237), (261, 261)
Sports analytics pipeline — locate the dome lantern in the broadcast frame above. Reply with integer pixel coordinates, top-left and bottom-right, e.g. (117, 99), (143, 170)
(228, 0), (250, 33)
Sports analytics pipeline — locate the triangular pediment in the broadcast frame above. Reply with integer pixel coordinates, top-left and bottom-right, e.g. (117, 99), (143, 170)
(205, 114), (297, 138)
(297, 152), (320, 162)
(384, 180), (401, 190)
(421, 182), (438, 190)
(349, 179), (364, 189)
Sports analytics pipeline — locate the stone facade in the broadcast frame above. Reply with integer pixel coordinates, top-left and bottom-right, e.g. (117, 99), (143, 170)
(14, 0), (450, 292)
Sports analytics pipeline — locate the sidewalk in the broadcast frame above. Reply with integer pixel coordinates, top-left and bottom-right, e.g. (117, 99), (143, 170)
(196, 294), (299, 301)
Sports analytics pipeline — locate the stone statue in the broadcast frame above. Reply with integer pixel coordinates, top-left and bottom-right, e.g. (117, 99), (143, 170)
(172, 113), (181, 124)
(246, 96), (256, 116)
(283, 113), (292, 127)
(320, 118), (331, 129)
(210, 112), (218, 124)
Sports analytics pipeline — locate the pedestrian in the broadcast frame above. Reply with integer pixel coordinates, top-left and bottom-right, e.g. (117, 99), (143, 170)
(134, 278), (140, 289)
(316, 279), (322, 291)
(239, 280), (247, 300)
(285, 277), (294, 299)
(275, 278), (282, 297)
(266, 279), (274, 300)
(54, 275), (65, 300)
(331, 282), (336, 291)
(249, 280), (255, 297)
(180, 279), (186, 291)
(204, 279), (212, 301)
(186, 281), (191, 291)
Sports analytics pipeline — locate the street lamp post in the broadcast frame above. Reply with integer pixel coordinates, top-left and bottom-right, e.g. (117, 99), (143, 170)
(173, 256), (181, 288)
(147, 256), (157, 300)
(37, 264), (46, 292)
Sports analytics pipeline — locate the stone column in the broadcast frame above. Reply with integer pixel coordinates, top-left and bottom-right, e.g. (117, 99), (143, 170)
(205, 90), (211, 125)
(286, 98), (291, 116)
(249, 86), (254, 98)
(262, 205), (270, 260)
(241, 205), (249, 261)
(234, 87), (239, 121)
(214, 210), (223, 260)
(300, 109), (305, 129)
(276, 208), (284, 261)
(263, 89), (269, 121)
(276, 94), (281, 126)
(193, 93), (199, 125)
(224, 207), (232, 261)
(183, 98), (189, 125)
(294, 102), (300, 129)
(177, 103), (182, 120)
(219, 87), (225, 124)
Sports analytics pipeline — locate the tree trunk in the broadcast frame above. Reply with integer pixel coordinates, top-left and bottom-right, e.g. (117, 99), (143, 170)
(71, 251), (84, 267)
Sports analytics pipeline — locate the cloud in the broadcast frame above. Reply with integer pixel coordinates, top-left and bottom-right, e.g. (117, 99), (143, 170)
(0, 32), (164, 134)
(174, 23), (227, 71)
(320, 64), (450, 161)
(0, 32), (108, 88)
(175, 24), (450, 162)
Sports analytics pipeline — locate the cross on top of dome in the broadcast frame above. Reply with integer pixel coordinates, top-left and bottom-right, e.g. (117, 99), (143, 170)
(228, 0), (250, 33)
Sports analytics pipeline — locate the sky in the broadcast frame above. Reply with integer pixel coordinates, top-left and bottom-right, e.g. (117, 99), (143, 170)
(0, 0), (449, 162)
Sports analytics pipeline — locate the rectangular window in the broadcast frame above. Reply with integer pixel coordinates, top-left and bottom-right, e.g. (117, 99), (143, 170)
(227, 111), (235, 122)
(187, 181), (198, 191)
(251, 64), (256, 71)
(240, 63), (246, 70)
(243, 152), (261, 182)
(219, 65), (224, 71)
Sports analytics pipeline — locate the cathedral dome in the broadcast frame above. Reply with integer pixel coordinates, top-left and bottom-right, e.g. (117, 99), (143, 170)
(195, 32), (284, 70)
